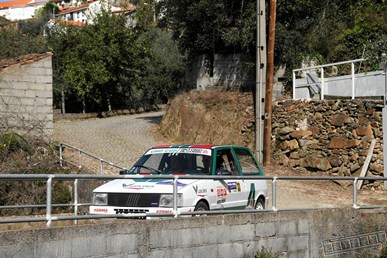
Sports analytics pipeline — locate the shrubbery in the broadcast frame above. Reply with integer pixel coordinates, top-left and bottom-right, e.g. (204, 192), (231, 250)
(0, 131), (72, 216)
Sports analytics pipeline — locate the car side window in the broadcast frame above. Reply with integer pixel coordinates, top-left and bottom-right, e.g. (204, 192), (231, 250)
(215, 149), (238, 175)
(234, 148), (260, 175)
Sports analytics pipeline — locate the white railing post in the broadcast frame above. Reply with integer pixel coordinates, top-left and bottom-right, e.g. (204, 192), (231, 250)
(78, 150), (82, 170)
(293, 71), (296, 99)
(271, 176), (277, 211)
(46, 176), (53, 228)
(100, 159), (104, 175)
(353, 178), (359, 209)
(59, 143), (63, 167)
(173, 176), (178, 218)
(74, 179), (78, 225)
(321, 67), (325, 100)
(351, 62), (355, 99)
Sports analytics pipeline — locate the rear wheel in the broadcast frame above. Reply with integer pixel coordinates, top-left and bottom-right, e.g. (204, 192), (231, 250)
(255, 197), (265, 210)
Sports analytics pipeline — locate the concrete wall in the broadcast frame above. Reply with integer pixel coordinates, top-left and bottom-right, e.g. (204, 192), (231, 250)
(0, 53), (53, 137)
(0, 208), (386, 257)
(186, 54), (254, 91)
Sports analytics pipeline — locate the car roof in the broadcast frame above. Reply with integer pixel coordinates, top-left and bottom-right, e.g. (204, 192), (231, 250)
(150, 144), (248, 150)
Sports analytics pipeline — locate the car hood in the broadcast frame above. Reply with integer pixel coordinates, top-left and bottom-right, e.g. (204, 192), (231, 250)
(93, 178), (200, 193)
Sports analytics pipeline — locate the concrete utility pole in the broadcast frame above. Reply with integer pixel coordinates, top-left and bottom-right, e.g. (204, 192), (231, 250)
(263, 0), (277, 166)
(255, 0), (267, 163)
(382, 53), (387, 189)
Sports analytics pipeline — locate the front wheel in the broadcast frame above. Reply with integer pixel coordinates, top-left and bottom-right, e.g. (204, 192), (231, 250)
(193, 201), (209, 216)
(255, 197), (265, 210)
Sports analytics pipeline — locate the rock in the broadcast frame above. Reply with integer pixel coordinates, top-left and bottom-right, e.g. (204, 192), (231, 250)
(338, 164), (350, 176)
(370, 163), (383, 174)
(328, 156), (342, 167)
(366, 108), (375, 115)
(301, 157), (332, 171)
(279, 139), (299, 150)
(299, 139), (319, 148)
(350, 163), (360, 172)
(327, 137), (361, 149)
(289, 151), (299, 159)
(331, 114), (350, 126)
(289, 159), (301, 167)
(356, 124), (373, 138)
(278, 126), (294, 135)
(289, 130), (313, 139)
(277, 154), (289, 166)
(350, 153), (359, 162)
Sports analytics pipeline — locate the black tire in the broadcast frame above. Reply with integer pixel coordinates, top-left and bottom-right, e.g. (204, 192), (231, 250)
(255, 197), (265, 210)
(193, 201), (209, 216)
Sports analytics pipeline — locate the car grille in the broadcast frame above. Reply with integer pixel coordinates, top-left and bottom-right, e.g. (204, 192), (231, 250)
(108, 193), (161, 207)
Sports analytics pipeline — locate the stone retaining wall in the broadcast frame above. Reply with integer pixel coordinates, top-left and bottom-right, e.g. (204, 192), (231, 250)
(0, 208), (385, 257)
(273, 99), (384, 189)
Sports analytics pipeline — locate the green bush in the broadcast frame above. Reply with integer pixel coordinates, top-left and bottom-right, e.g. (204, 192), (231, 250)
(0, 131), (72, 216)
(380, 244), (387, 258)
(255, 247), (279, 258)
(0, 131), (32, 161)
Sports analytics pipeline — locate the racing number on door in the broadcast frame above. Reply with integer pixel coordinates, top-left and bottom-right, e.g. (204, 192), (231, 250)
(217, 187), (228, 197)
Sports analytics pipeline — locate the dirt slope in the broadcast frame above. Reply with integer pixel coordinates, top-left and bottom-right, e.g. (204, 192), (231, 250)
(159, 91), (255, 149)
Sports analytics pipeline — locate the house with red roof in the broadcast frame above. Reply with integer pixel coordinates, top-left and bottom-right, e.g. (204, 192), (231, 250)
(54, 0), (135, 25)
(0, 0), (48, 20)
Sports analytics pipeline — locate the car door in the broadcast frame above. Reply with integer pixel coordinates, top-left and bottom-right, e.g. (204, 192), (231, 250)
(233, 147), (266, 208)
(213, 148), (245, 210)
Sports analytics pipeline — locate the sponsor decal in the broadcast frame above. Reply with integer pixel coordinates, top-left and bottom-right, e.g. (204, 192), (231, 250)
(156, 210), (173, 214)
(193, 185), (207, 194)
(122, 179), (187, 189)
(122, 183), (154, 190)
(146, 148), (211, 156)
(93, 208), (108, 213)
(217, 187), (228, 197)
(246, 183), (256, 207)
(217, 198), (226, 204)
(227, 182), (241, 192)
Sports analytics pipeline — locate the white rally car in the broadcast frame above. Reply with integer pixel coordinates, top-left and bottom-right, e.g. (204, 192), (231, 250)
(89, 144), (268, 217)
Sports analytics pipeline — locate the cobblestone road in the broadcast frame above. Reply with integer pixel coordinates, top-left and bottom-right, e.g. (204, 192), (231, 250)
(54, 111), (165, 168)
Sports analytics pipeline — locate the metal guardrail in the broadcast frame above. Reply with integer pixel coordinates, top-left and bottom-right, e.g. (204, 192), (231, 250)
(59, 143), (128, 174)
(0, 174), (386, 228)
(293, 58), (367, 100)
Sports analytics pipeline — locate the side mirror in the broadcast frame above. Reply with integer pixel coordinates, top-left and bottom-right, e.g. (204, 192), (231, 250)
(119, 170), (130, 175)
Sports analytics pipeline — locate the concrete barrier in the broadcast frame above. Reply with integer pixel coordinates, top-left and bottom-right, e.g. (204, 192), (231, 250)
(0, 208), (386, 257)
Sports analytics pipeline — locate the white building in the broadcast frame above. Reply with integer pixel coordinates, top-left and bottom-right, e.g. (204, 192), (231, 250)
(0, 0), (47, 20)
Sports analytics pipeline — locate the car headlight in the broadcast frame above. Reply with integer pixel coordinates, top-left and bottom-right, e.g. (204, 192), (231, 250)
(159, 194), (183, 207)
(93, 193), (108, 206)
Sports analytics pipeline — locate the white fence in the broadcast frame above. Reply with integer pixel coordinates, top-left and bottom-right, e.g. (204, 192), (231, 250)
(293, 58), (386, 100)
(0, 173), (386, 228)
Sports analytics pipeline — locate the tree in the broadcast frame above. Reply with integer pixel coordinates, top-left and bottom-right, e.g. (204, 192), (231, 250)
(160, 0), (258, 68)
(48, 10), (149, 113)
(0, 19), (47, 59)
(160, 0), (387, 91)
(137, 28), (186, 105)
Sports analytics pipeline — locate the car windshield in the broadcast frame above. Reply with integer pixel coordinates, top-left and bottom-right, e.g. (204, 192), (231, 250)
(129, 148), (213, 175)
